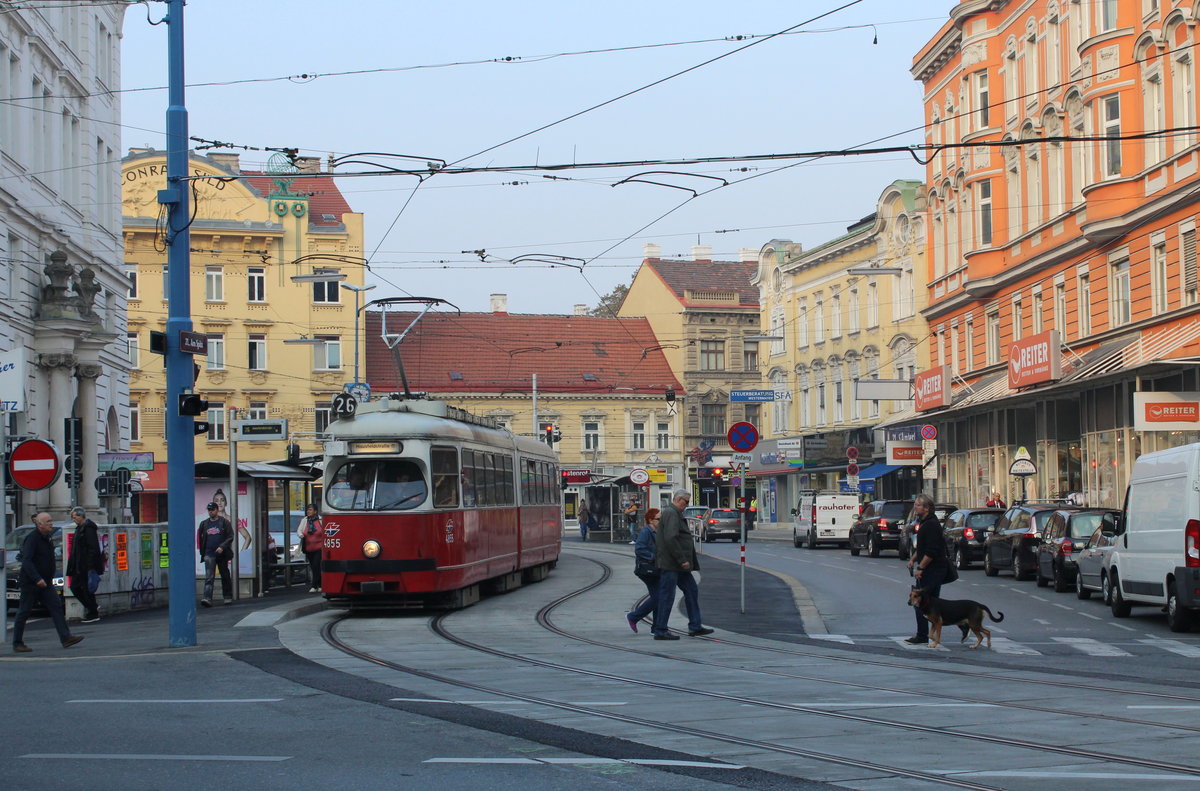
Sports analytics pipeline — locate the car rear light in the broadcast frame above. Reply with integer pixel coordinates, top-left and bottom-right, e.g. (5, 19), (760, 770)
(878, 518), (887, 528)
(1186, 519), (1200, 567)
(963, 528), (975, 540)
(1060, 539), (1074, 555)
(708, 519), (717, 525)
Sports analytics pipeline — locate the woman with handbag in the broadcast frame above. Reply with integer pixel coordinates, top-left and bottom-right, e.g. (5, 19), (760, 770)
(624, 508), (662, 633)
(296, 504), (325, 593)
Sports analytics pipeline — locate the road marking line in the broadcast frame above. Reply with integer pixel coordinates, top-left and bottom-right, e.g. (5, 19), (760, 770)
(1127, 705), (1200, 709)
(1109, 623), (1138, 632)
(889, 637), (948, 651)
(23, 754), (289, 762)
(950, 770), (1200, 780)
(989, 637), (1041, 656)
(391, 698), (528, 705)
(67, 699), (284, 704)
(1080, 613), (1103, 620)
(423, 758), (743, 769)
(1030, 595), (1049, 602)
(1051, 637), (1132, 656)
(810, 634), (854, 643)
(1034, 618), (1052, 625)
(787, 702), (995, 708)
(1052, 603), (1073, 610)
(1138, 639), (1200, 658)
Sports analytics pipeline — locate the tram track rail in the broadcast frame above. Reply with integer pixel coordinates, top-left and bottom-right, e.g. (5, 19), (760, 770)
(318, 550), (1200, 789)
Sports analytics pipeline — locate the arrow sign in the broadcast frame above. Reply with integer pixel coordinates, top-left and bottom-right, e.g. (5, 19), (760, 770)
(727, 421), (759, 452)
(9, 439), (62, 491)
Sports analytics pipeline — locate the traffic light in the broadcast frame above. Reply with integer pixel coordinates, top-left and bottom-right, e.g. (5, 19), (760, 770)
(179, 393), (210, 416)
(193, 421), (211, 436)
(541, 422), (561, 446)
(711, 467), (724, 482)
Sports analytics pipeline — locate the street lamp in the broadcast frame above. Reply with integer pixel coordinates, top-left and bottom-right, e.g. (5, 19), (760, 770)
(341, 283), (376, 384)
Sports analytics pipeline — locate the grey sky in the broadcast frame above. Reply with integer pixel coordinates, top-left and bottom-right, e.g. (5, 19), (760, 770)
(119, 1), (955, 315)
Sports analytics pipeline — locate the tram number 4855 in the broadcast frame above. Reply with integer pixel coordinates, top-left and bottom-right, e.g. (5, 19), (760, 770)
(324, 537), (341, 549)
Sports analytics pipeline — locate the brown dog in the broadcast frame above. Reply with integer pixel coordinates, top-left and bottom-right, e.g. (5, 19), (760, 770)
(908, 588), (1004, 649)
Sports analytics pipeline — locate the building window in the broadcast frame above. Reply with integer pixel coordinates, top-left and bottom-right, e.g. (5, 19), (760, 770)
(1012, 295), (1023, 342)
(986, 310), (1001, 364)
(1099, 0), (1118, 32)
(248, 267), (265, 302)
(248, 334), (267, 370)
(1183, 227), (1198, 305)
(866, 283), (878, 328)
(1078, 272), (1093, 336)
(1173, 52), (1196, 152)
(204, 266), (224, 301)
(1110, 257), (1131, 327)
(126, 332), (140, 368)
(632, 421), (646, 450)
(816, 382), (826, 425)
(847, 289), (860, 333)
(769, 308), (785, 356)
(834, 379), (844, 423)
(897, 265), (915, 318)
(743, 343), (758, 372)
(1032, 291), (1044, 334)
(129, 403), (140, 442)
(248, 401), (267, 421)
(207, 401), (226, 442)
(974, 69), (990, 128)
(1102, 95), (1121, 177)
(126, 266), (138, 300)
(312, 269), (341, 303)
(744, 404), (760, 426)
(583, 420), (600, 450)
(796, 300), (808, 348)
(951, 324), (961, 376)
(1152, 240), (1169, 315)
(313, 335), (342, 369)
(206, 334), (225, 370)
(314, 402), (332, 433)
(813, 297), (825, 342)
(656, 421), (670, 450)
(965, 319), (974, 372)
(830, 291), (842, 338)
(1145, 71), (1166, 164)
(699, 340), (725, 371)
(701, 403), (725, 437)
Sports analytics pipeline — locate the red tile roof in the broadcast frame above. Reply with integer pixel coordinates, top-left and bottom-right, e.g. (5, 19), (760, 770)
(240, 172), (354, 227)
(363, 311), (682, 395)
(643, 258), (759, 307)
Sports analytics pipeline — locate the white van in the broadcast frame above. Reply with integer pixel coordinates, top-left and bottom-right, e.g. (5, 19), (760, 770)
(793, 492), (860, 549)
(1108, 442), (1200, 631)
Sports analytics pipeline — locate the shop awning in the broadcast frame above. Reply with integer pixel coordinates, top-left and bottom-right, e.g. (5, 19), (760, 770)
(195, 461), (319, 481)
(857, 463), (902, 480)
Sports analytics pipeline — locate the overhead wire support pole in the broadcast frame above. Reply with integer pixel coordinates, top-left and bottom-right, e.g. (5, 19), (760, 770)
(162, 0), (198, 647)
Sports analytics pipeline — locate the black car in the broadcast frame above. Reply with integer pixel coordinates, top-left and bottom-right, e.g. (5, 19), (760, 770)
(942, 508), (1004, 569)
(897, 503), (959, 560)
(849, 500), (912, 557)
(1035, 509), (1120, 592)
(984, 503), (1081, 580)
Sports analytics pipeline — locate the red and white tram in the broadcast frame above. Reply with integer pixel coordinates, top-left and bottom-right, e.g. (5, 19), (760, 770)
(319, 396), (562, 608)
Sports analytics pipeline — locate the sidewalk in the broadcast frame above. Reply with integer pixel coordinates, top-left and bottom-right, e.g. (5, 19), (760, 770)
(3, 584), (327, 657)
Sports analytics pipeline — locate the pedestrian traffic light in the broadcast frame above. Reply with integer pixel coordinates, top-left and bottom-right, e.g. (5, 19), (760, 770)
(193, 421), (210, 436)
(179, 393), (210, 416)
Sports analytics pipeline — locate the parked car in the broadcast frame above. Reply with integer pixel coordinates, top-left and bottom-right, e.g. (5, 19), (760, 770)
(983, 503), (1080, 579)
(697, 508), (742, 542)
(1036, 508), (1120, 592)
(1109, 442), (1200, 630)
(1074, 519), (1119, 602)
(684, 505), (708, 538)
(943, 508), (1004, 569)
(849, 500), (912, 557)
(793, 492), (859, 548)
(897, 503), (959, 560)
(5, 522), (67, 611)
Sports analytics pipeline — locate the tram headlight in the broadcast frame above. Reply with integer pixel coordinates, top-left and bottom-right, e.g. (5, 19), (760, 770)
(362, 540), (381, 558)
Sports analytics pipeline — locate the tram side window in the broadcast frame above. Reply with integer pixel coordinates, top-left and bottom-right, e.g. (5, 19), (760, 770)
(374, 459), (427, 510)
(432, 446), (459, 508)
(462, 450), (478, 507)
(500, 455), (514, 506)
(523, 459), (537, 504)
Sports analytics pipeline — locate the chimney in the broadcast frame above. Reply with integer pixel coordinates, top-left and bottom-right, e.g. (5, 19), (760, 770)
(574, 304), (589, 316)
(691, 244), (713, 261)
(490, 293), (508, 314)
(643, 243), (661, 260)
(208, 153), (241, 173)
(296, 156), (321, 174)
(739, 247), (758, 262)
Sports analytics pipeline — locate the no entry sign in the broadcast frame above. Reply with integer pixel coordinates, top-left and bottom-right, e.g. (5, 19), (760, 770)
(9, 439), (62, 490)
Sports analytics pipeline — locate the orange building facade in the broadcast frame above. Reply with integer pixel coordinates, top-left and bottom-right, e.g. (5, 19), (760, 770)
(907, 0), (1200, 508)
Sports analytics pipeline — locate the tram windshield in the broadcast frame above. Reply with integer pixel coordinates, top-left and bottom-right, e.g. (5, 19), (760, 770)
(326, 460), (428, 511)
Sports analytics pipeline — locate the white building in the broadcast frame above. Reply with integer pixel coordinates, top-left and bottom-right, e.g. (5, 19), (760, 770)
(0, 4), (131, 519)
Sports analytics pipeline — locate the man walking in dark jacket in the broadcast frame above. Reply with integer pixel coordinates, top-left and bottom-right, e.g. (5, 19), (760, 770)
(13, 513), (84, 653)
(652, 489), (714, 640)
(197, 502), (234, 607)
(905, 493), (948, 645)
(67, 506), (104, 623)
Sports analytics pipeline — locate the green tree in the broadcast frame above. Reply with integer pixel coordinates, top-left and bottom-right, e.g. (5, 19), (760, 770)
(589, 282), (629, 317)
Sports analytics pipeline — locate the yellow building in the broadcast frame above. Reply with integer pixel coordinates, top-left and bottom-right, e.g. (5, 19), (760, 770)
(748, 180), (931, 525)
(122, 150), (365, 517)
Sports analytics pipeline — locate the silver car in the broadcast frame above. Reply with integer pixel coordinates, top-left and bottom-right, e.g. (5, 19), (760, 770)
(1074, 523), (1119, 602)
(698, 508), (742, 542)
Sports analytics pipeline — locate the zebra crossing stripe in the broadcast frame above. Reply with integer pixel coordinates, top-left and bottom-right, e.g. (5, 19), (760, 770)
(1051, 637), (1132, 657)
(1137, 639), (1200, 658)
(810, 634), (854, 644)
(989, 637), (1042, 655)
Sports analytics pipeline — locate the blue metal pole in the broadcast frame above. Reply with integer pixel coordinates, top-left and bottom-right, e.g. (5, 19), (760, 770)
(162, 0), (197, 646)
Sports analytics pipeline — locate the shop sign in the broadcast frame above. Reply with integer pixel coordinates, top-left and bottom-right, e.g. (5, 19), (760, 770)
(561, 469), (592, 484)
(776, 438), (804, 449)
(1008, 329), (1062, 389)
(886, 426), (922, 442)
(647, 468), (668, 483)
(913, 365), (952, 411)
(886, 441), (924, 466)
(1133, 391), (1200, 431)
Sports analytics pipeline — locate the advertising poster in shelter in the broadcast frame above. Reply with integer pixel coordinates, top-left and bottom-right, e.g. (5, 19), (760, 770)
(194, 481), (253, 578)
